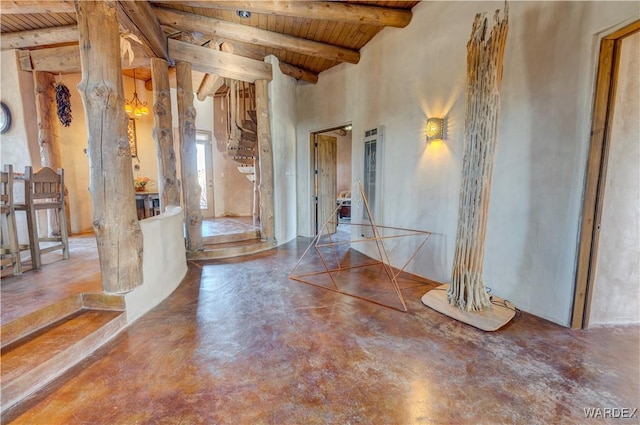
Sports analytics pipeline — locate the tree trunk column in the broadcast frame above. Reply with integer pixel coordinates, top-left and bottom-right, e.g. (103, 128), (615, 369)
(176, 60), (203, 251)
(34, 70), (63, 236)
(75, 0), (143, 293)
(150, 58), (180, 210)
(255, 79), (275, 242)
(449, 7), (509, 311)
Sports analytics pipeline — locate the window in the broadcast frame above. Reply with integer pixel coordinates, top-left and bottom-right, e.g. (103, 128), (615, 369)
(363, 126), (383, 221)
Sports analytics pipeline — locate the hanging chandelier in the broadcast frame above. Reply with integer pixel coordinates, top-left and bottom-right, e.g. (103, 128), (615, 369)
(125, 69), (149, 117)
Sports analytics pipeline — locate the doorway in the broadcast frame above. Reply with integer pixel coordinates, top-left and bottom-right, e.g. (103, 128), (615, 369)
(571, 21), (640, 328)
(310, 124), (352, 235)
(196, 130), (214, 218)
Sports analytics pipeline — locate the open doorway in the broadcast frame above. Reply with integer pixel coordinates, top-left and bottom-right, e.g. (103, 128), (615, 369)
(310, 124), (352, 235)
(572, 21), (639, 328)
(196, 130), (214, 218)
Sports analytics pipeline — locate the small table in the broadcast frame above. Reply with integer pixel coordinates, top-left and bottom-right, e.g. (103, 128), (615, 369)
(135, 191), (160, 219)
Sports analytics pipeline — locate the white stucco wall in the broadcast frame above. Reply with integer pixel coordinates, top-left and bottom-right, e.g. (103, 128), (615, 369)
(590, 31), (640, 326)
(267, 56), (298, 245)
(0, 50), (39, 172)
(1, 50), (46, 244)
(295, 1), (640, 326)
(56, 73), (91, 234)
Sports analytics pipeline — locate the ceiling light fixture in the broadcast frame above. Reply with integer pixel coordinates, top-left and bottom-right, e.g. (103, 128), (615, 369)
(237, 10), (251, 18)
(124, 69), (148, 118)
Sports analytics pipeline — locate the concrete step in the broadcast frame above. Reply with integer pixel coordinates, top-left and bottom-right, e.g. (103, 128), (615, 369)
(1, 307), (127, 413)
(1, 293), (125, 349)
(187, 239), (276, 260)
(202, 229), (260, 246)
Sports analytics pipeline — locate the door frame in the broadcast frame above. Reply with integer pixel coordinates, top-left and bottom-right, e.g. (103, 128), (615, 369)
(571, 20), (640, 329)
(309, 123), (352, 235)
(195, 130), (215, 218)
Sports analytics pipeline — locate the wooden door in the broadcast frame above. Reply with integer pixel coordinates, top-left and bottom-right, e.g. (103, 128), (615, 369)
(315, 134), (337, 234)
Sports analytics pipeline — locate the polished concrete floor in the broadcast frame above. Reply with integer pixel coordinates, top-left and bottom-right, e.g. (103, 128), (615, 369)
(5, 236), (639, 424)
(202, 216), (258, 237)
(1, 217), (256, 325)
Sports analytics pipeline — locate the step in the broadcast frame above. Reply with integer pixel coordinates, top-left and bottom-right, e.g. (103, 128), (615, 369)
(241, 130), (257, 143)
(1, 308), (127, 412)
(242, 119), (257, 133)
(202, 229), (260, 245)
(187, 240), (276, 260)
(1, 293), (125, 349)
(232, 157), (256, 165)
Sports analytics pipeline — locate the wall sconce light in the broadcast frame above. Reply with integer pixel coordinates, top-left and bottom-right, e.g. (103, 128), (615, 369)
(426, 117), (445, 142)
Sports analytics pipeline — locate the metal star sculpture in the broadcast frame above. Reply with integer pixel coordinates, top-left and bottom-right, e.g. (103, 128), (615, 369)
(289, 182), (432, 312)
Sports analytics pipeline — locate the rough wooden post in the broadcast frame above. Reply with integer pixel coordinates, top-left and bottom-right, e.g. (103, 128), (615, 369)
(255, 79), (274, 242)
(33, 70), (63, 236)
(75, 0), (143, 293)
(176, 60), (202, 251)
(449, 7), (509, 311)
(150, 57), (180, 210)
(253, 157), (261, 226)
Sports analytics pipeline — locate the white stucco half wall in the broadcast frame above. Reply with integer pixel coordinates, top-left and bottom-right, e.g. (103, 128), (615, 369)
(124, 206), (188, 323)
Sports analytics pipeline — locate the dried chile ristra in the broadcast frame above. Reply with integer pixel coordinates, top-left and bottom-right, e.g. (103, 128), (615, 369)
(55, 83), (72, 127)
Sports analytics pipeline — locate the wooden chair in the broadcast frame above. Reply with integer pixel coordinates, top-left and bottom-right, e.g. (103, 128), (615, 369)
(15, 166), (69, 269)
(1, 165), (22, 275)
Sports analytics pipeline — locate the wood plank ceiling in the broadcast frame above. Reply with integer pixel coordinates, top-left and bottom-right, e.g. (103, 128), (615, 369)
(0, 1), (418, 88)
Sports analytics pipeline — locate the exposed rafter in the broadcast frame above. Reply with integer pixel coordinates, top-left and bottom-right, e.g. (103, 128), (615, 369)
(116, 0), (171, 63)
(156, 1), (412, 28)
(196, 41), (225, 101)
(0, 0), (416, 83)
(163, 30), (319, 84)
(17, 43), (149, 73)
(153, 6), (360, 65)
(168, 39), (272, 83)
(196, 74), (223, 101)
(278, 62), (318, 84)
(216, 40), (319, 84)
(0, 0), (74, 14)
(0, 25), (77, 50)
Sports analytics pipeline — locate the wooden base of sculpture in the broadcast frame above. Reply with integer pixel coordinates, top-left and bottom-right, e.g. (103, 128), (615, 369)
(421, 284), (515, 331)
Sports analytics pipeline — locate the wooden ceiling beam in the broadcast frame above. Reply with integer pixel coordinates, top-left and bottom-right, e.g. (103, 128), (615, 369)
(216, 40), (318, 84)
(278, 61), (318, 84)
(157, 1), (412, 28)
(195, 41), (224, 101)
(161, 28), (322, 86)
(153, 7), (360, 65)
(196, 74), (223, 101)
(163, 31), (320, 85)
(0, 1), (74, 14)
(168, 38), (272, 83)
(116, 1), (171, 63)
(17, 43), (149, 73)
(0, 25), (78, 50)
